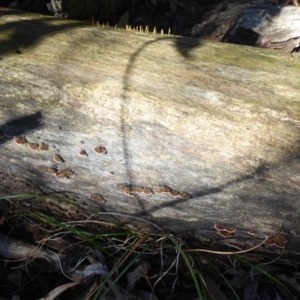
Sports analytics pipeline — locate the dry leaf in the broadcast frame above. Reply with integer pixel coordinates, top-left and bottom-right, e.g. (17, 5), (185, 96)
(39, 281), (80, 300)
(82, 263), (109, 277)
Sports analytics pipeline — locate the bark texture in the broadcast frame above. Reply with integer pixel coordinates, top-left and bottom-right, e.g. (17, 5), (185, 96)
(0, 8), (300, 254)
(187, 1), (300, 52)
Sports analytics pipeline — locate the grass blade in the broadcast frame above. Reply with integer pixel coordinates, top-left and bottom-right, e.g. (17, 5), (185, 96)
(237, 257), (295, 298)
(168, 236), (205, 300)
(198, 253), (241, 300)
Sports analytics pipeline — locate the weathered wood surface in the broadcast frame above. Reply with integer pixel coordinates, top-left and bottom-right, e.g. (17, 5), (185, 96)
(0, 8), (300, 254)
(189, 2), (300, 52)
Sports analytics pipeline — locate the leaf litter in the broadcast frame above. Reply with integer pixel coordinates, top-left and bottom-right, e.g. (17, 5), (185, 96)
(0, 204), (299, 300)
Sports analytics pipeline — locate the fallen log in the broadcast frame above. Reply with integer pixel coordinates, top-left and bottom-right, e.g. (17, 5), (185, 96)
(0, 7), (299, 256)
(187, 1), (300, 52)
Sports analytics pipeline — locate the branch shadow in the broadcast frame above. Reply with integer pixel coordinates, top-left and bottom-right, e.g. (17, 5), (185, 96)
(0, 8), (91, 56)
(144, 155), (300, 216)
(120, 35), (201, 214)
(0, 111), (43, 145)
(119, 13), (300, 234)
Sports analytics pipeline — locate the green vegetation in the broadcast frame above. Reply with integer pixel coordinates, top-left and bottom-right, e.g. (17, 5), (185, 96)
(0, 194), (297, 299)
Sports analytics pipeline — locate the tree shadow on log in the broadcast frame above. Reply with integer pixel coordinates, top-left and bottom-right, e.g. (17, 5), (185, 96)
(138, 153), (300, 250)
(120, 35), (201, 213)
(0, 8), (91, 56)
(119, 30), (300, 241)
(0, 111), (43, 145)
(174, 36), (201, 58)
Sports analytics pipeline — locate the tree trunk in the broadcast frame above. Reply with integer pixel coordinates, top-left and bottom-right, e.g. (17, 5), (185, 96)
(0, 7), (300, 256)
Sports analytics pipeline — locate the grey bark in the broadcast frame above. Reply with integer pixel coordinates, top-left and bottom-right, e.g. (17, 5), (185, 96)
(0, 8), (300, 256)
(187, 2), (300, 52)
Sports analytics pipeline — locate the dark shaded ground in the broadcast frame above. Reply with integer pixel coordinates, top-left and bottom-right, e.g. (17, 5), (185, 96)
(1, 202), (300, 300)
